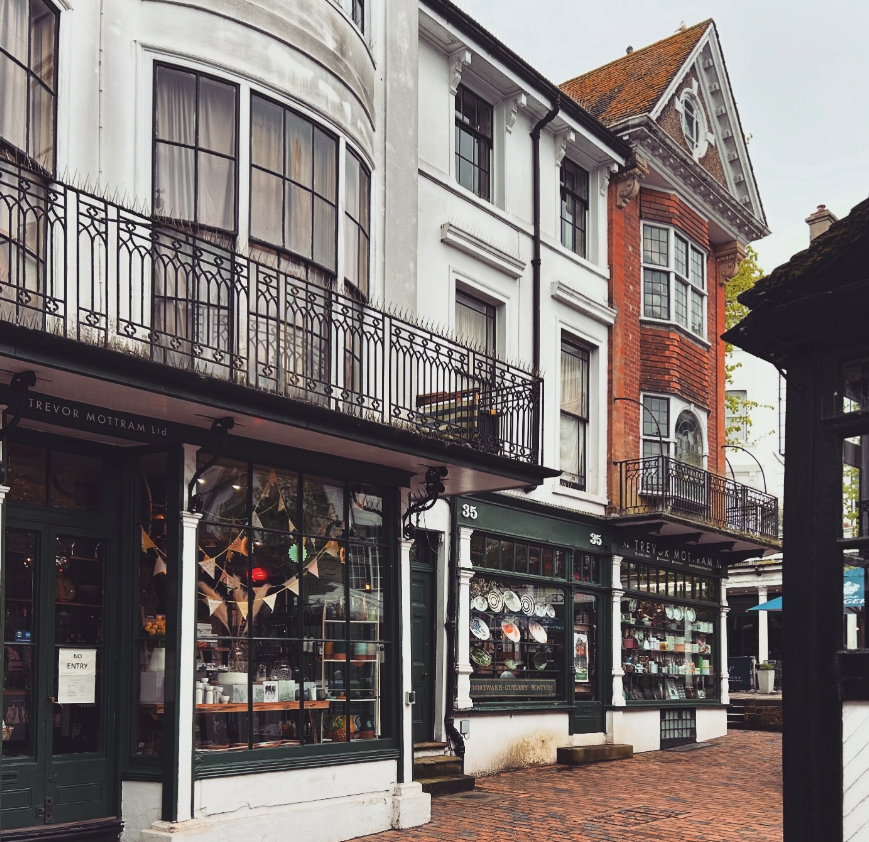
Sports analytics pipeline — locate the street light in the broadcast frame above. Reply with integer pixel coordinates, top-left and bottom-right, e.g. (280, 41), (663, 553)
(720, 444), (767, 493)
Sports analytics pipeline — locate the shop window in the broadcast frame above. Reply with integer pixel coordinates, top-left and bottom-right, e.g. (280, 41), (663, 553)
(560, 340), (590, 491)
(661, 708), (696, 747)
(469, 573), (566, 703)
(0, 0), (58, 173)
(560, 159), (589, 258)
(6, 441), (101, 511)
(249, 93), (337, 273)
(573, 552), (601, 584)
(193, 454), (390, 754)
(619, 559), (719, 703)
(455, 85), (492, 202)
(573, 593), (597, 700)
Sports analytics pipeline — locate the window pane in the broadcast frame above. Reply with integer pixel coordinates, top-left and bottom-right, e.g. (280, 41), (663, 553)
(358, 166), (370, 233)
(250, 167), (283, 245)
(0, 0), (28, 62)
(6, 441), (46, 505)
(643, 226), (668, 266)
(313, 196), (336, 271)
(561, 343), (589, 418)
(643, 396), (669, 438)
(674, 235), (688, 278)
(303, 476), (344, 538)
(251, 95), (283, 172)
(344, 220), (359, 288)
(155, 67), (196, 145)
(155, 142), (195, 221)
(286, 111), (313, 187)
(690, 247), (705, 289)
(29, 0), (55, 87)
(0, 54), (27, 151)
(345, 152), (359, 220)
(690, 289), (704, 336)
(674, 280), (688, 327)
(313, 128), (337, 200)
(358, 232), (369, 296)
(643, 268), (669, 319)
(28, 80), (53, 169)
(285, 182), (312, 259)
(455, 292), (494, 354)
(252, 464), (299, 533)
(197, 152), (235, 231)
(560, 412), (580, 474)
(51, 451), (102, 511)
(199, 78), (236, 156)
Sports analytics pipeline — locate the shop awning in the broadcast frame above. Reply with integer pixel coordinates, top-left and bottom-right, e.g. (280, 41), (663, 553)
(749, 569), (865, 611)
(749, 596), (783, 611)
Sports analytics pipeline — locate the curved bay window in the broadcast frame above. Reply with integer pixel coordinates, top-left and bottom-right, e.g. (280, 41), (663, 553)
(0, 0), (57, 172)
(193, 454), (392, 755)
(675, 409), (703, 468)
(620, 559), (719, 703)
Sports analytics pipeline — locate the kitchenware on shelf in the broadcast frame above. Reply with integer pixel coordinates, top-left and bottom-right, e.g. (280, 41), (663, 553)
(502, 590), (521, 613)
(470, 617), (491, 640)
(520, 594), (535, 616)
(528, 620), (547, 644)
(546, 604), (556, 618)
(534, 602), (547, 617)
(500, 670), (515, 679)
(686, 608), (697, 623)
(665, 605), (675, 620)
(487, 590), (504, 612)
(470, 648), (492, 667)
(504, 658), (517, 670)
(472, 596), (488, 612)
(673, 607), (684, 622)
(533, 651), (548, 670)
(501, 620), (521, 642)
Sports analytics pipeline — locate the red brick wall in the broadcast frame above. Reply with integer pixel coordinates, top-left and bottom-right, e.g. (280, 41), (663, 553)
(608, 184), (726, 497)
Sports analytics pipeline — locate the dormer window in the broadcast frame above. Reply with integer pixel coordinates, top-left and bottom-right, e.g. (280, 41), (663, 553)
(681, 95), (700, 150)
(675, 86), (712, 161)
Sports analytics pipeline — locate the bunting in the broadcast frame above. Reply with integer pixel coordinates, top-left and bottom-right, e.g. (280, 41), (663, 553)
(199, 557), (216, 579)
(207, 598), (223, 616)
(141, 527), (158, 552)
(153, 556), (167, 576)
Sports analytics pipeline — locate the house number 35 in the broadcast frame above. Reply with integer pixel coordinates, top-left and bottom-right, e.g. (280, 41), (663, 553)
(461, 504), (478, 519)
(589, 533), (603, 546)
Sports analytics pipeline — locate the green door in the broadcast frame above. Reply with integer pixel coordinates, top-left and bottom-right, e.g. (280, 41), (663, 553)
(410, 533), (438, 744)
(2, 445), (118, 829)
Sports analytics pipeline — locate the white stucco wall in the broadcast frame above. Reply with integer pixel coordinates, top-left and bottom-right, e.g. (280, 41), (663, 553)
(608, 708), (661, 753)
(843, 701), (869, 841)
(121, 782), (162, 842)
(695, 706), (727, 742)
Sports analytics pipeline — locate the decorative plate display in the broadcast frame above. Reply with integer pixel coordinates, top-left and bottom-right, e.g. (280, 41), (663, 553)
(545, 604), (556, 619)
(528, 621), (548, 644)
(501, 620), (521, 642)
(487, 590), (504, 612)
(500, 671), (516, 679)
(504, 658), (517, 671)
(520, 594), (535, 616)
(533, 651), (549, 670)
(470, 648), (492, 667)
(673, 606), (684, 621)
(686, 608), (697, 623)
(470, 617), (490, 640)
(502, 590), (521, 613)
(665, 605), (675, 620)
(534, 602), (547, 617)
(628, 599), (638, 612)
(472, 596), (488, 612)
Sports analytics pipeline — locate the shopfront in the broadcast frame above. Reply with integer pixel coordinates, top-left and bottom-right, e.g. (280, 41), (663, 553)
(455, 497), (610, 774)
(612, 531), (727, 750)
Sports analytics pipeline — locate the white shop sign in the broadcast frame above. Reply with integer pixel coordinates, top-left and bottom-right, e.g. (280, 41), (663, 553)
(57, 648), (97, 704)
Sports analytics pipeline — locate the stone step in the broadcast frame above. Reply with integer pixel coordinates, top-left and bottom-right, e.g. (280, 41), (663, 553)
(417, 774), (476, 797)
(414, 741), (448, 752)
(557, 744), (633, 766)
(413, 755), (463, 779)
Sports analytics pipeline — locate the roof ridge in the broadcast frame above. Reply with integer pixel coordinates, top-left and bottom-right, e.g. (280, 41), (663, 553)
(560, 19), (712, 89)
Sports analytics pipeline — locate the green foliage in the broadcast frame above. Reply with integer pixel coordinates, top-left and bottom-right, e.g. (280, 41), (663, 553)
(758, 662), (775, 670)
(843, 463), (861, 537)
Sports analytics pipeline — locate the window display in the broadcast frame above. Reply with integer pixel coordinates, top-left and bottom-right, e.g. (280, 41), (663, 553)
(573, 593), (597, 700)
(193, 456), (390, 752)
(469, 575), (566, 703)
(620, 560), (719, 702)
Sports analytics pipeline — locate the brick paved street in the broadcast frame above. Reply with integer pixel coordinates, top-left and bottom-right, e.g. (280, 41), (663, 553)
(373, 731), (782, 842)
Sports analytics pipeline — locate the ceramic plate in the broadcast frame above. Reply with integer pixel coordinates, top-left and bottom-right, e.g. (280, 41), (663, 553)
(501, 620), (521, 642)
(487, 590), (504, 612)
(470, 617), (490, 640)
(472, 595), (488, 612)
(520, 594), (535, 616)
(528, 621), (548, 644)
(546, 604), (556, 619)
(500, 670), (515, 679)
(534, 602), (547, 617)
(502, 590), (521, 613)
(665, 605), (675, 620)
(533, 651), (548, 670)
(470, 647), (492, 667)
(686, 607), (696, 622)
(628, 599), (638, 612)
(504, 658), (517, 671)
(673, 606), (684, 622)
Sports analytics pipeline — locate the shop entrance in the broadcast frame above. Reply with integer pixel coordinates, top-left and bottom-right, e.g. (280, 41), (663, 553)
(410, 532), (438, 744)
(2, 442), (119, 831)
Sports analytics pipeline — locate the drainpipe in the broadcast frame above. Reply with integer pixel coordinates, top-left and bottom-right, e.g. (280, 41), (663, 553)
(531, 96), (560, 376)
(444, 497), (464, 759)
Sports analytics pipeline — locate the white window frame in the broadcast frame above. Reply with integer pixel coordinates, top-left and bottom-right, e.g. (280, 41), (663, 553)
(641, 223), (707, 341)
(559, 337), (591, 492)
(673, 81), (714, 162)
(640, 393), (708, 469)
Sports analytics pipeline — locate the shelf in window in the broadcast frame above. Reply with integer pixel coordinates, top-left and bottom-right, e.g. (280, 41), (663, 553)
(144, 700), (333, 715)
(322, 619), (379, 624)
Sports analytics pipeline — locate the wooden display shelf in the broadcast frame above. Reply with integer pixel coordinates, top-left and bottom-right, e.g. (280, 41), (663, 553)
(142, 700), (331, 715)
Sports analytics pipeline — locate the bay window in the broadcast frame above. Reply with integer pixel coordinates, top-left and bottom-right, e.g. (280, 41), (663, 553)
(641, 224), (706, 339)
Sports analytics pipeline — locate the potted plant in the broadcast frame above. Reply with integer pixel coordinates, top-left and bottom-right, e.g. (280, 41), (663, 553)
(757, 662), (776, 694)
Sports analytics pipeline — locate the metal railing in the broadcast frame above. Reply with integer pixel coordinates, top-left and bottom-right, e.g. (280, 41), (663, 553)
(615, 455), (779, 540)
(0, 161), (541, 463)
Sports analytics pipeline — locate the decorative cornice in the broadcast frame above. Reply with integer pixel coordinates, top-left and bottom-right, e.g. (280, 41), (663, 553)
(614, 154), (649, 209)
(554, 128), (576, 167)
(715, 240), (747, 285)
(505, 91), (528, 134)
(551, 280), (617, 325)
(440, 221), (526, 278)
(448, 48), (472, 96)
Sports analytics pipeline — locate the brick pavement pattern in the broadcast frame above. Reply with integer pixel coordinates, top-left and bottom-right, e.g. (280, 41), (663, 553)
(366, 732), (782, 842)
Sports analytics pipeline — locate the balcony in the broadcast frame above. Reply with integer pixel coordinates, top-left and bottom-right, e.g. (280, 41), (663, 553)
(614, 455), (779, 542)
(0, 161), (541, 465)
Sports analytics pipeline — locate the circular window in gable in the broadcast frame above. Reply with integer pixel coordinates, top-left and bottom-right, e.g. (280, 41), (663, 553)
(676, 89), (710, 160)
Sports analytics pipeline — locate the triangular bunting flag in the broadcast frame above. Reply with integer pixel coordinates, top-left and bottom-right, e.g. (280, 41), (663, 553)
(306, 558), (319, 578)
(235, 599), (249, 620)
(323, 540), (340, 556)
(228, 534), (248, 557)
(285, 576), (299, 595)
(153, 557), (167, 576)
(199, 557), (216, 578)
(263, 592), (277, 611)
(207, 598), (223, 616)
(251, 510), (263, 529)
(268, 468), (278, 487)
(141, 527), (158, 553)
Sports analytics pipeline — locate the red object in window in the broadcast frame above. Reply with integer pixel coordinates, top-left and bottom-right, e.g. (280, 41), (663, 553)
(251, 567), (269, 583)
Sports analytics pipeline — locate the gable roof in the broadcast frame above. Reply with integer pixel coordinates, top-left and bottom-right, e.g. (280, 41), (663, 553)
(560, 20), (711, 126)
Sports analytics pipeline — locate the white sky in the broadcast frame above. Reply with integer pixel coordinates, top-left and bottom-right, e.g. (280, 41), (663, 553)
(454, 0), (869, 275)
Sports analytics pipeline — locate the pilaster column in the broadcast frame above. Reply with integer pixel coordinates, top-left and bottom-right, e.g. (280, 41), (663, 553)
(399, 538), (414, 783)
(720, 577), (731, 705)
(611, 555), (626, 707)
(0, 482), (8, 759)
(456, 527), (474, 711)
(756, 585), (769, 665)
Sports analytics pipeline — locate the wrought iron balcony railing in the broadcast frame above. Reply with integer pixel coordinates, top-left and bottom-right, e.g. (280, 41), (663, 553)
(615, 455), (779, 541)
(0, 162), (541, 463)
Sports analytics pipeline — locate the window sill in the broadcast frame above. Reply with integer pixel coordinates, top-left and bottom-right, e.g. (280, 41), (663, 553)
(551, 482), (609, 508)
(542, 235), (610, 281)
(639, 318), (711, 349)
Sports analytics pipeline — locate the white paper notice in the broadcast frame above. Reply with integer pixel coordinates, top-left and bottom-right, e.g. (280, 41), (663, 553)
(57, 648), (97, 704)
